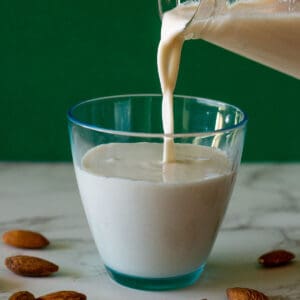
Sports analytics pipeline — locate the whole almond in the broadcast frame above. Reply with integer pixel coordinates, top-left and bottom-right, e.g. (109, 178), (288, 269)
(9, 291), (35, 300)
(258, 249), (295, 267)
(5, 255), (59, 277)
(227, 287), (268, 300)
(3, 230), (49, 249)
(37, 291), (86, 300)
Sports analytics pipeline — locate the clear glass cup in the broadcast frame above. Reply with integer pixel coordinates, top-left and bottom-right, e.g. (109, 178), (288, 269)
(67, 94), (247, 290)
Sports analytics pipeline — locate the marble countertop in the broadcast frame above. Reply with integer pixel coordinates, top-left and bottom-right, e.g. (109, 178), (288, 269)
(0, 163), (299, 300)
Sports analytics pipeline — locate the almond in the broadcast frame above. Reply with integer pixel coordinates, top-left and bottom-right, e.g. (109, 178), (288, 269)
(258, 249), (295, 267)
(227, 287), (268, 300)
(37, 291), (87, 300)
(5, 255), (59, 277)
(3, 230), (49, 249)
(9, 291), (35, 300)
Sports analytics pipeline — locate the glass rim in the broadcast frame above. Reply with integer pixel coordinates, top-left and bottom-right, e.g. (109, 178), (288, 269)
(67, 93), (248, 138)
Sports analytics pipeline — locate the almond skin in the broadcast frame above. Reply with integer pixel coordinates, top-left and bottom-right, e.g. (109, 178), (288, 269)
(9, 291), (35, 300)
(3, 230), (49, 249)
(227, 287), (269, 300)
(36, 291), (87, 300)
(258, 249), (295, 267)
(5, 255), (59, 277)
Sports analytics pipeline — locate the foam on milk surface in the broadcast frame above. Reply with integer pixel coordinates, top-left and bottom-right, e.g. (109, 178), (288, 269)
(82, 143), (231, 183)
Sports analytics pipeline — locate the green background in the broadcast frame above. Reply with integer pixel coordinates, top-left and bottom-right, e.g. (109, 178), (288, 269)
(1, 0), (299, 161)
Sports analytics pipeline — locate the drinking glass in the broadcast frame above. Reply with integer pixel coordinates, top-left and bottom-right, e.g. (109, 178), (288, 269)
(68, 94), (247, 290)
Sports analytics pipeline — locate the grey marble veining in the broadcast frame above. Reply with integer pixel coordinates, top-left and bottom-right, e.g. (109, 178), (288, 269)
(0, 163), (299, 300)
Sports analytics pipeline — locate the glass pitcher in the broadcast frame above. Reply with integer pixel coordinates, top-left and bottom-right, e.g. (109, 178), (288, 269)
(158, 0), (300, 79)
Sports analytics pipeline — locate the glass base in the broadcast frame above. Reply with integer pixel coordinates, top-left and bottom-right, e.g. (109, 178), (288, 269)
(105, 265), (205, 291)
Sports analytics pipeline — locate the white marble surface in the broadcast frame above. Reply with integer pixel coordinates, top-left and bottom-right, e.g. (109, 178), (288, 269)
(0, 163), (299, 300)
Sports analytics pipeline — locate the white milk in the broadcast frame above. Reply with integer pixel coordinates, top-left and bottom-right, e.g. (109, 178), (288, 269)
(75, 143), (234, 278)
(158, 0), (300, 162)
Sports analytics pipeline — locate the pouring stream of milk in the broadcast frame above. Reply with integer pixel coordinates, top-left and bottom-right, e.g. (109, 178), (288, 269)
(157, 5), (195, 163)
